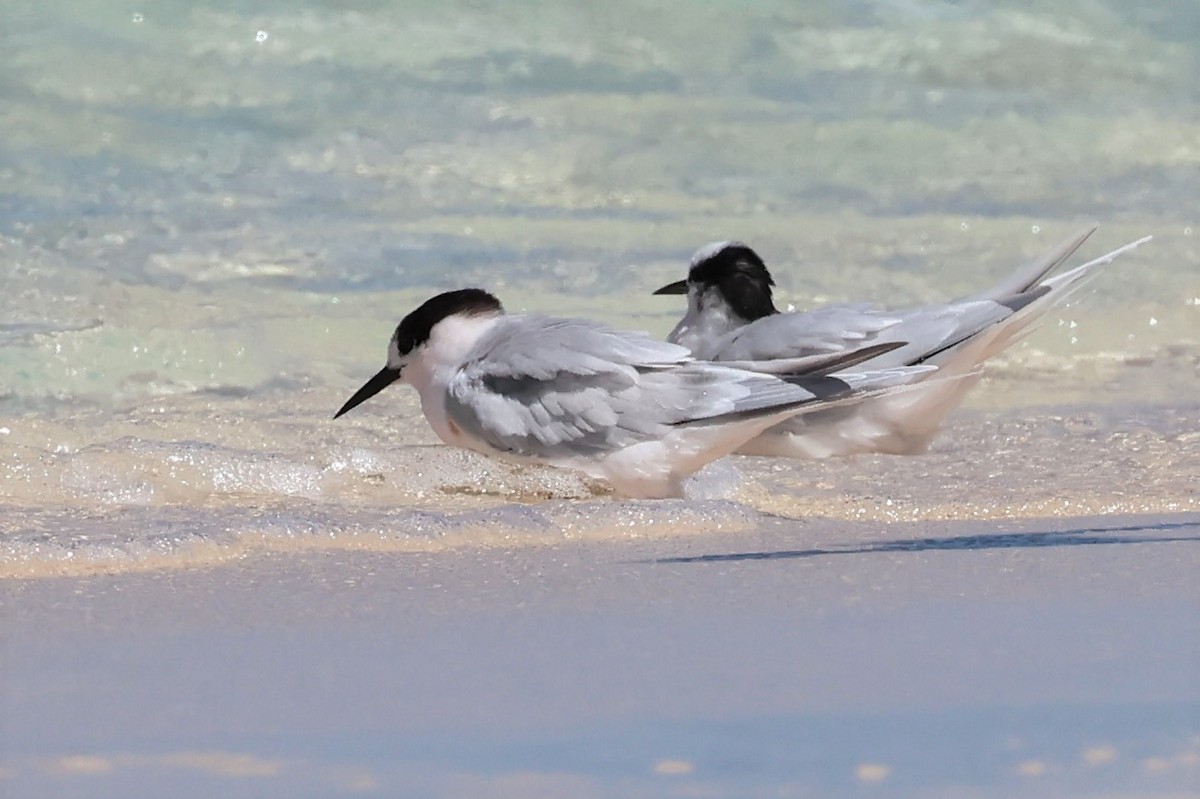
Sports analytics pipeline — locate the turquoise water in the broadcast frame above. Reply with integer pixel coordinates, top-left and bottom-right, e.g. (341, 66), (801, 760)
(3, 0), (1197, 407)
(2, 2), (1199, 796)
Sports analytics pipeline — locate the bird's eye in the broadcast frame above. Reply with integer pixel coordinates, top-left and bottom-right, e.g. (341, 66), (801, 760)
(395, 332), (415, 356)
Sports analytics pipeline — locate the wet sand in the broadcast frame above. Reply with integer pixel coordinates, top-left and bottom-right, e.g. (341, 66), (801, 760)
(4, 511), (1199, 798)
(3, 392), (1197, 576)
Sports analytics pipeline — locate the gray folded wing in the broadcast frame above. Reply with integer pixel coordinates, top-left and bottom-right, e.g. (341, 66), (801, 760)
(700, 226), (1105, 373)
(442, 315), (877, 460)
(697, 305), (903, 364)
(703, 298), (1018, 372)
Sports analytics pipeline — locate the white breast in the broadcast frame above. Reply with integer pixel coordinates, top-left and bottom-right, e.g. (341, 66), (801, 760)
(403, 312), (501, 450)
(667, 288), (745, 358)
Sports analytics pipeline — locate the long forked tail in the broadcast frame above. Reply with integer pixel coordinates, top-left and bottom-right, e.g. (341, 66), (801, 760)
(971, 226), (1098, 302)
(810, 233), (1153, 458)
(967, 233), (1153, 362)
(1039, 235), (1153, 294)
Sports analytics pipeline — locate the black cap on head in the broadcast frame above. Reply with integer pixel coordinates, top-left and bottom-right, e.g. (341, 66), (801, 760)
(393, 288), (503, 358)
(687, 243), (777, 321)
(333, 288), (503, 419)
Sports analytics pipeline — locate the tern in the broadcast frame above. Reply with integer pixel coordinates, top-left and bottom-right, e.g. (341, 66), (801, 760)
(334, 289), (934, 498)
(653, 228), (1151, 458)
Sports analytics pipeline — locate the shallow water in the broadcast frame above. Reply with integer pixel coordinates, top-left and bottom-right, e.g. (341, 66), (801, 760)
(2, 0), (1199, 796)
(2, 394), (1197, 578)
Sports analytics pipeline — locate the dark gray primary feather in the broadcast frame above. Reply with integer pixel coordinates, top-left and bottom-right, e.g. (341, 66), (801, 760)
(968, 226), (1096, 303)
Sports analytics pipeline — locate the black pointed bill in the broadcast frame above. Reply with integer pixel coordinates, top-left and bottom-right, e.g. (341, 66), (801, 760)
(652, 279), (688, 295)
(334, 366), (401, 419)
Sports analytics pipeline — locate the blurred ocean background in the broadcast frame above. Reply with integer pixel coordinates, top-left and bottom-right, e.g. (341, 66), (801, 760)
(3, 0), (1197, 409)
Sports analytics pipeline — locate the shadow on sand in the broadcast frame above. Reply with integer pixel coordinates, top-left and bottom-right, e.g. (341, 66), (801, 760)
(653, 520), (1200, 565)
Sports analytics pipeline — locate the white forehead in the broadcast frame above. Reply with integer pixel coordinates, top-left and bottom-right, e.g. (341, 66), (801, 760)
(689, 240), (741, 267)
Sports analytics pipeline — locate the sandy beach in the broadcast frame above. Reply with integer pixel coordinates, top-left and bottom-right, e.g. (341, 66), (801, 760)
(5, 511), (1199, 798)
